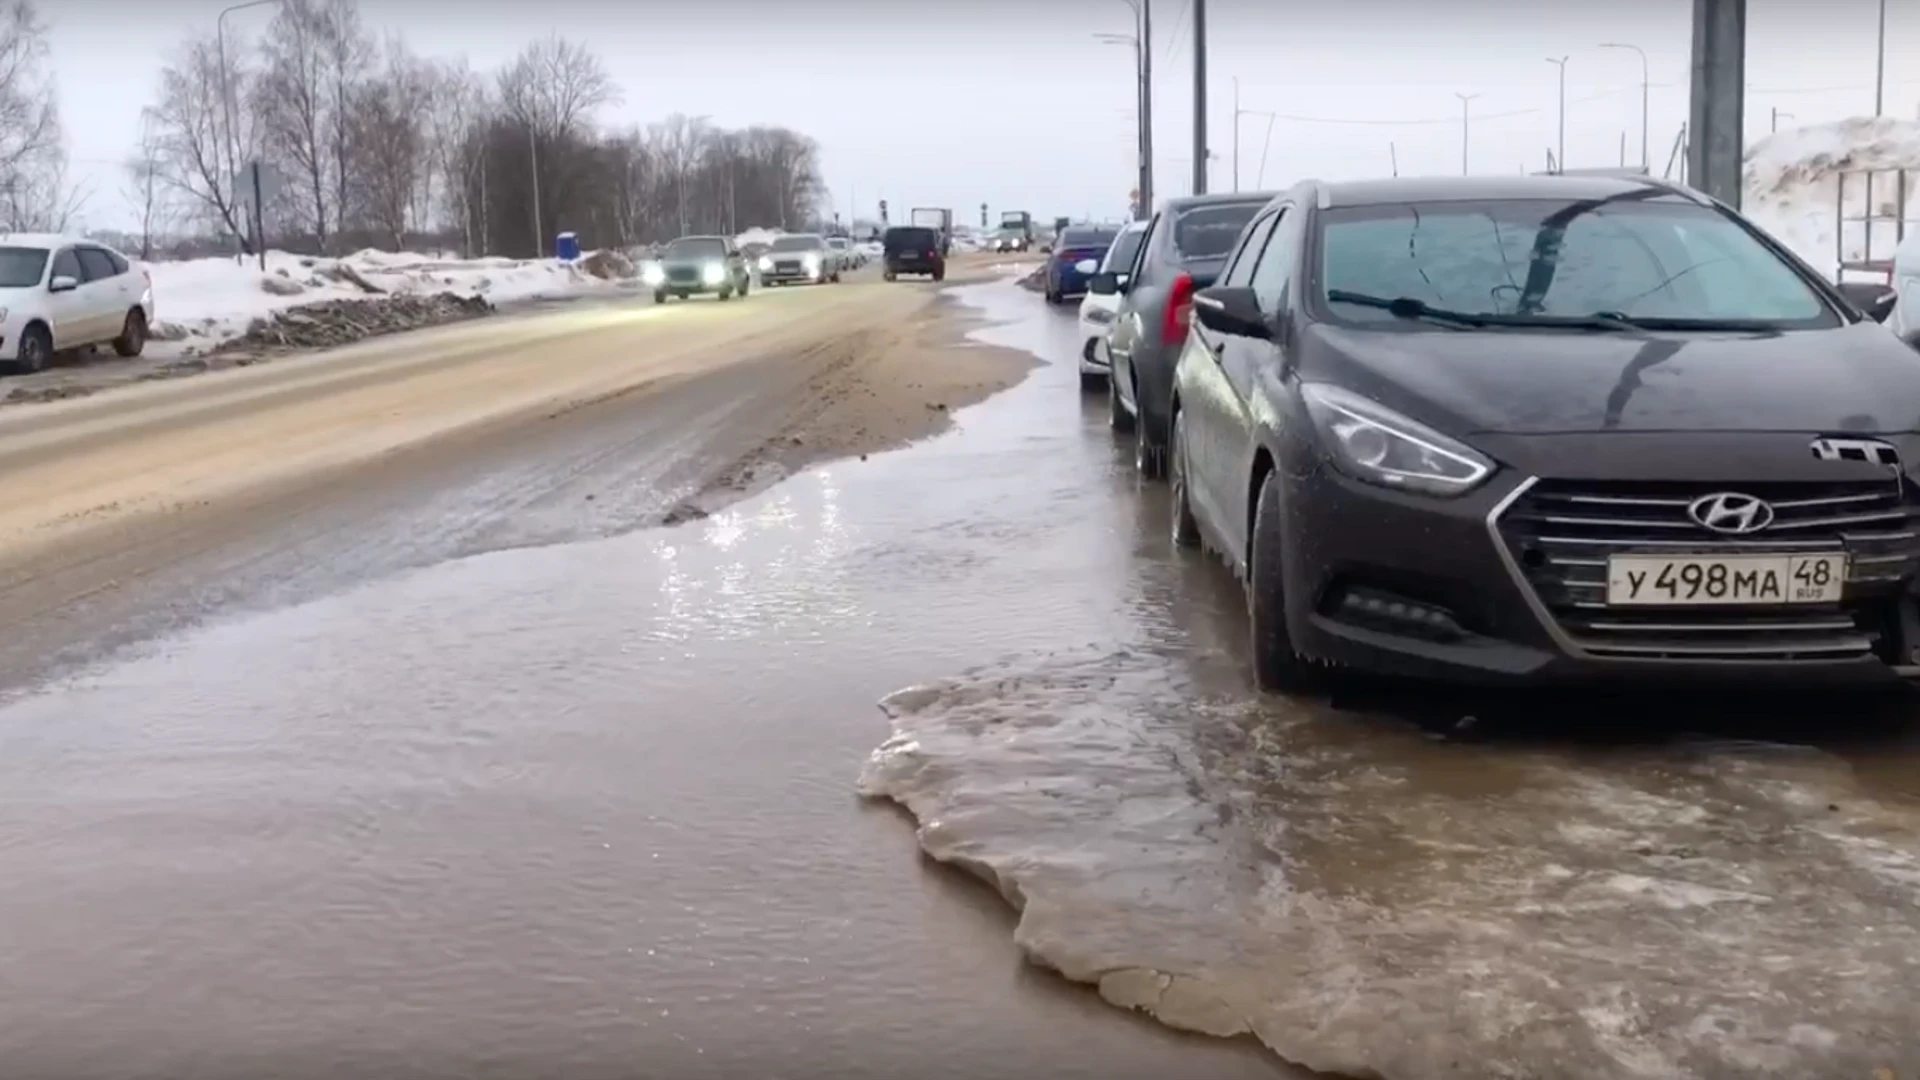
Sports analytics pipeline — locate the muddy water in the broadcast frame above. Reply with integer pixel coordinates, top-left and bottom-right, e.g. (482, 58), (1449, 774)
(6, 279), (1918, 1080)
(0, 281), (1288, 1079)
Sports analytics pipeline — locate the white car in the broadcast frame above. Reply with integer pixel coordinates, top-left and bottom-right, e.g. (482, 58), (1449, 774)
(1075, 219), (1149, 391)
(0, 234), (154, 373)
(1891, 228), (1920, 345)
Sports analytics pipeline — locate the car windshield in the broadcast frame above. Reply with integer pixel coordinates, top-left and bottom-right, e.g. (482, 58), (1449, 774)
(665, 238), (725, 257)
(1060, 228), (1118, 248)
(771, 236), (823, 252)
(828, 239), (849, 248)
(1100, 228), (1147, 273)
(0, 246), (49, 287)
(1173, 202), (1266, 259)
(1318, 197), (1835, 327)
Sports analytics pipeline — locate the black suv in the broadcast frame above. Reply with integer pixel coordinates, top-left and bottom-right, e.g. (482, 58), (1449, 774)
(882, 227), (946, 282)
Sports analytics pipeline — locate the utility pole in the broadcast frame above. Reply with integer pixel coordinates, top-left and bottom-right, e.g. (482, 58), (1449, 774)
(1772, 107), (1793, 133)
(1600, 42), (1650, 170)
(1232, 76), (1239, 191)
(1546, 56), (1568, 173)
(1455, 93), (1479, 175)
(1140, 0), (1153, 217)
(1875, 0), (1888, 116)
(1686, 0), (1747, 208)
(1191, 0), (1207, 195)
(216, 0), (281, 257)
(529, 126), (543, 257)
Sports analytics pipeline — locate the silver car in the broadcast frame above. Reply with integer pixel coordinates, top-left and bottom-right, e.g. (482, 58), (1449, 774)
(757, 234), (842, 286)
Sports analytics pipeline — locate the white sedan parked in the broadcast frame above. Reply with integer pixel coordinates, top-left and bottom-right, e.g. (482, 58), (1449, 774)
(1075, 219), (1148, 392)
(0, 234), (154, 373)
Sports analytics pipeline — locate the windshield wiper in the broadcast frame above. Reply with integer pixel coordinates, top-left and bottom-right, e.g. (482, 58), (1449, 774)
(1327, 290), (1648, 333)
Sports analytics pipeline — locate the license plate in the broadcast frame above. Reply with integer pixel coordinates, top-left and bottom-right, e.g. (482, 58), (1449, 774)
(1605, 553), (1847, 606)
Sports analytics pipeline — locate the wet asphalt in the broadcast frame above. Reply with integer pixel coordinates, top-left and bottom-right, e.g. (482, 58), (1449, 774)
(2, 278), (1918, 1080)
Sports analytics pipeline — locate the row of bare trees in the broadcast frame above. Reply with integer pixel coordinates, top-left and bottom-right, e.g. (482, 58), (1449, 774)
(124, 0), (830, 258)
(0, 1), (76, 232)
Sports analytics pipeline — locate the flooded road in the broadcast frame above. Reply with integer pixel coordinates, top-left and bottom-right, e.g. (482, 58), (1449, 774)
(3, 278), (1918, 1079)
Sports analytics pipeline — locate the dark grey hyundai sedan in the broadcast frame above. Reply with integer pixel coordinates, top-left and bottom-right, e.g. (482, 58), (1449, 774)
(1163, 173), (1919, 693)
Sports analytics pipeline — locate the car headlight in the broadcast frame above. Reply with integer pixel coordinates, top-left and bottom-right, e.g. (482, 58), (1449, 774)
(642, 264), (665, 285)
(757, 256), (772, 271)
(1299, 382), (1494, 497)
(702, 263), (725, 285)
(803, 253), (821, 271)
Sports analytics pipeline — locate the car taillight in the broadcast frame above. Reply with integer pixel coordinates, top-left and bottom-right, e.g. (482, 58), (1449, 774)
(1162, 271), (1195, 348)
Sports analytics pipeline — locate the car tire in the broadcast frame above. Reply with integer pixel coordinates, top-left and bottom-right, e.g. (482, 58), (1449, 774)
(1135, 401), (1167, 480)
(113, 309), (148, 358)
(1248, 471), (1325, 695)
(1108, 368), (1135, 433)
(932, 270), (945, 282)
(654, 289), (668, 304)
(13, 322), (51, 373)
(1079, 370), (1105, 394)
(1169, 409), (1201, 549)
(884, 272), (896, 282)
(717, 286), (732, 301)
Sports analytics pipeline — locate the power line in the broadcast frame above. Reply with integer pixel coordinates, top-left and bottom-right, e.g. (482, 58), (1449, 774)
(1237, 83), (1672, 129)
(1161, 0), (1190, 62)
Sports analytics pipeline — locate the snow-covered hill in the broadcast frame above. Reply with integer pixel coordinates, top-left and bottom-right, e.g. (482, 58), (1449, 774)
(1743, 117), (1920, 281)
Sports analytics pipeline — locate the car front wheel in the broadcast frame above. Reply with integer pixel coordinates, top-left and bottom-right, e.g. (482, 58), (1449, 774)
(1248, 471), (1324, 694)
(1169, 409), (1200, 548)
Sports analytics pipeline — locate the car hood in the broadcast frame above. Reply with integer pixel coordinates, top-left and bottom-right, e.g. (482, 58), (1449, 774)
(1310, 321), (1920, 436)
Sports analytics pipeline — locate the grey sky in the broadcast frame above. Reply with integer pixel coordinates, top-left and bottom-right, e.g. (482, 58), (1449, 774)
(45, 0), (1920, 232)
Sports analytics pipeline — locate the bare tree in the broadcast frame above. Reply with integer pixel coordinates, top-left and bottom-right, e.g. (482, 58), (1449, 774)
(318, 0), (370, 246)
(145, 33), (257, 244)
(496, 35), (619, 139)
(255, 0), (332, 247)
(346, 37), (430, 249)
(0, 0), (70, 230)
(122, 118), (173, 258)
(422, 58), (490, 255)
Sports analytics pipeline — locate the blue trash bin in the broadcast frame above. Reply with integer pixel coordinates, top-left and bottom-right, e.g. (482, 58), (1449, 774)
(555, 231), (580, 262)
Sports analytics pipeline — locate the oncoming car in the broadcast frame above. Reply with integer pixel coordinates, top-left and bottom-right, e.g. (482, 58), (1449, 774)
(1164, 173), (1920, 691)
(758, 234), (841, 286)
(0, 235), (153, 373)
(644, 235), (751, 302)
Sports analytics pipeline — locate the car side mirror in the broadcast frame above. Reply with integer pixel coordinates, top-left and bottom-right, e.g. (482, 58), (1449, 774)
(1838, 281), (1898, 323)
(1088, 272), (1122, 296)
(48, 274), (78, 293)
(1074, 259), (1099, 274)
(1192, 285), (1271, 339)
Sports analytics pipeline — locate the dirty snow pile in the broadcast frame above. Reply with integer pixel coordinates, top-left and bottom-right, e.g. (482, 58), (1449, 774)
(146, 248), (639, 353)
(1744, 116), (1920, 281)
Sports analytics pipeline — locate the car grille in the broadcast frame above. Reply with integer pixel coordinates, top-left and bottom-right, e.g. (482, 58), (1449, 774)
(1493, 477), (1920, 661)
(668, 267), (697, 282)
(774, 260), (801, 274)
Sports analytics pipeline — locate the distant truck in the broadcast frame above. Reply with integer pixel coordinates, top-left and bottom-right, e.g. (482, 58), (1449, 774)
(994, 210), (1033, 252)
(910, 207), (954, 256)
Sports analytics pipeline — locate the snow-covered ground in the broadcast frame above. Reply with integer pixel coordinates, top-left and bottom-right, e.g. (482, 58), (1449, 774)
(1744, 117), (1920, 282)
(145, 249), (638, 352)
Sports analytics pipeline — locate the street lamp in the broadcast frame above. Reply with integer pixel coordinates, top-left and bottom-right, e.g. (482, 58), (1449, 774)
(217, 0), (281, 262)
(1599, 42), (1649, 171)
(1233, 99), (1279, 191)
(1545, 56), (1568, 172)
(1097, 26), (1150, 220)
(1455, 92), (1479, 175)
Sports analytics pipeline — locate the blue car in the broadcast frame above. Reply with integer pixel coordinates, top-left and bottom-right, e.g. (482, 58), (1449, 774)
(1044, 225), (1121, 305)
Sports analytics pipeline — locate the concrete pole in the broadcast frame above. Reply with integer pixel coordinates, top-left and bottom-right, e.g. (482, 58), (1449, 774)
(1546, 57), (1568, 173)
(1191, 0), (1207, 195)
(1686, 0), (1747, 208)
(1141, 0), (1154, 216)
(1455, 93), (1479, 175)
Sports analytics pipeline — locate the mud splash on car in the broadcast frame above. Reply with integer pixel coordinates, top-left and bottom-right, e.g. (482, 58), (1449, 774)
(861, 647), (1920, 1079)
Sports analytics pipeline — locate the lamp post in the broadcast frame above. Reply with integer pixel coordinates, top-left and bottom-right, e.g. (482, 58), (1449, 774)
(1599, 42), (1650, 170)
(1546, 56), (1569, 172)
(1455, 92), (1479, 175)
(216, 0), (281, 254)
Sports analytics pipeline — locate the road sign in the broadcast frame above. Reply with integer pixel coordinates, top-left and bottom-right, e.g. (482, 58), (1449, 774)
(232, 160), (285, 211)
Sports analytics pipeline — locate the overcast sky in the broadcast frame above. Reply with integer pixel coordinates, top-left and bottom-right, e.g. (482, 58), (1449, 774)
(44, 0), (1920, 232)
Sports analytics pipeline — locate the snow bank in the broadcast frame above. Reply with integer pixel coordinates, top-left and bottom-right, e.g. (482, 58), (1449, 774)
(1743, 117), (1920, 281)
(145, 249), (636, 351)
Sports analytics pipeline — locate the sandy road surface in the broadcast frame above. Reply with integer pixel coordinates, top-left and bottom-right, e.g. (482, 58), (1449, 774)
(0, 261), (1036, 689)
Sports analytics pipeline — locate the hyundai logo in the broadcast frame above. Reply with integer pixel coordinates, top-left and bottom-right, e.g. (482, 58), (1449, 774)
(1686, 492), (1775, 534)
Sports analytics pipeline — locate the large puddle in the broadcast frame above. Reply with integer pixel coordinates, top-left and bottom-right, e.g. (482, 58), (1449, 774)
(3, 277), (1917, 1078)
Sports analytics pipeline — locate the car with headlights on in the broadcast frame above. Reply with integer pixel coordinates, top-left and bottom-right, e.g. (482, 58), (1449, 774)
(758, 234), (841, 286)
(1075, 219), (1147, 390)
(644, 235), (751, 302)
(1096, 191), (1277, 477)
(1164, 173), (1919, 692)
